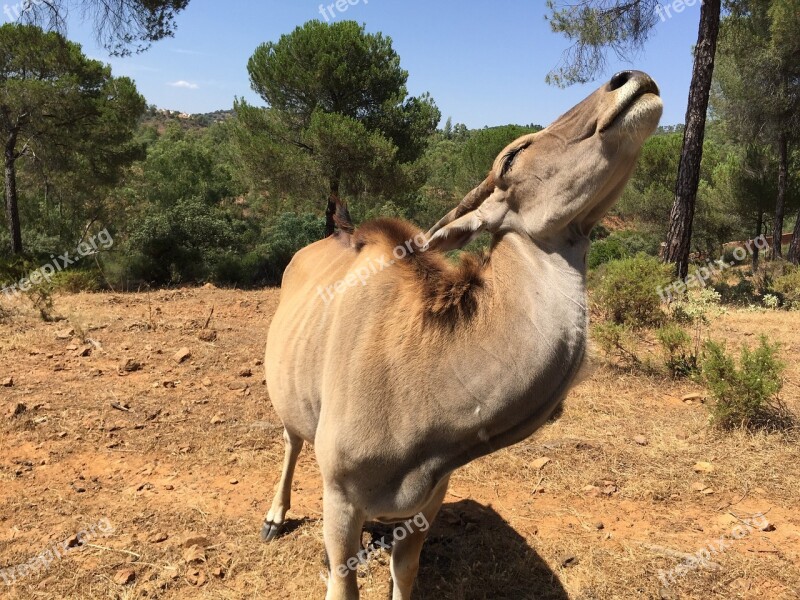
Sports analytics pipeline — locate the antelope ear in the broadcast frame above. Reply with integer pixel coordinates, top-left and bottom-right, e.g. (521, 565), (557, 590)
(425, 212), (486, 252)
(425, 193), (508, 252)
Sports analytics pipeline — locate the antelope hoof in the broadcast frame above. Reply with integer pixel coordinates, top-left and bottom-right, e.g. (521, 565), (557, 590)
(261, 519), (285, 542)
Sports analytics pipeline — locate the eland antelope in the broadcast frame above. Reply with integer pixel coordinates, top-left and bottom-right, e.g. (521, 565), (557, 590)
(263, 70), (663, 599)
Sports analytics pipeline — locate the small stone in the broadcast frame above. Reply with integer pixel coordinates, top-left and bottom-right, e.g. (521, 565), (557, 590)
(210, 413), (226, 425)
(594, 522), (604, 530)
(147, 532), (169, 544)
(229, 478), (238, 485)
(173, 348), (192, 364)
(211, 566), (226, 579)
(120, 358), (142, 373)
(201, 378), (212, 387)
(55, 328), (75, 340)
(163, 380), (177, 389)
(531, 457), (551, 470)
(583, 485), (601, 497)
(75, 346), (92, 357)
(113, 568), (136, 585)
(682, 392), (705, 403)
(238, 367), (253, 378)
(182, 535), (211, 550)
(164, 484), (175, 491)
(756, 520), (776, 532)
(9, 402), (26, 417)
(185, 568), (207, 586)
(693, 462), (714, 473)
(561, 555), (578, 568)
(198, 330), (217, 342)
(2, 376), (13, 387)
(633, 435), (648, 446)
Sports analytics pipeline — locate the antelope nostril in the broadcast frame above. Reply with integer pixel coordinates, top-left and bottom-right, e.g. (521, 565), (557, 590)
(609, 71), (633, 91)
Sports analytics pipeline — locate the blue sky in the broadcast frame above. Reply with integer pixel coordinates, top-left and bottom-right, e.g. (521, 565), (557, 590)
(42, 0), (700, 128)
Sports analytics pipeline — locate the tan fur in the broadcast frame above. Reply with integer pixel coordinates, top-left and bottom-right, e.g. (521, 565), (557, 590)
(262, 71), (664, 600)
(353, 218), (486, 321)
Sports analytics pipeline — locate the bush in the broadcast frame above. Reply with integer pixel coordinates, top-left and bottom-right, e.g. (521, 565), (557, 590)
(51, 270), (101, 293)
(588, 236), (628, 269)
(592, 254), (674, 328)
(588, 230), (662, 269)
(592, 322), (642, 368)
(713, 274), (757, 306)
(657, 323), (697, 377)
(258, 212), (326, 285)
(773, 268), (800, 305)
(701, 337), (793, 431)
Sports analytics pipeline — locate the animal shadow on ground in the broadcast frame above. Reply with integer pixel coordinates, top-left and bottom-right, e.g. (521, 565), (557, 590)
(366, 499), (568, 600)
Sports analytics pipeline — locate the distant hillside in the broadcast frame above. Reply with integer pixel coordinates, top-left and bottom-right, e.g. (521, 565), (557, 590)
(140, 107), (235, 133)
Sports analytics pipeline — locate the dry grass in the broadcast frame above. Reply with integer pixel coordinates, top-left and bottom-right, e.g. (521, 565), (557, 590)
(0, 288), (798, 599)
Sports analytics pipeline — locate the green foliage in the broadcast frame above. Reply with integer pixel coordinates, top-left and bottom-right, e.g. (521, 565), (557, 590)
(656, 323), (697, 378)
(0, 23), (145, 254)
(592, 254), (674, 328)
(588, 235), (628, 269)
(588, 230), (661, 269)
(772, 268), (800, 305)
(592, 322), (643, 369)
(702, 337), (793, 431)
(545, 0), (659, 86)
(126, 197), (236, 284)
(51, 270), (101, 294)
(257, 212), (326, 285)
(236, 20), (440, 212)
(19, 0), (191, 56)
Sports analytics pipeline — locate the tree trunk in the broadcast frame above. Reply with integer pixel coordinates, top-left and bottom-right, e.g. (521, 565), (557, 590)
(324, 175), (341, 238)
(753, 209), (763, 271)
(663, 0), (721, 279)
(788, 214), (800, 265)
(771, 131), (788, 260)
(4, 130), (22, 255)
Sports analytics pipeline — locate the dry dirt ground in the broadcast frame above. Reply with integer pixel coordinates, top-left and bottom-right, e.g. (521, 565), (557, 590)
(0, 287), (799, 600)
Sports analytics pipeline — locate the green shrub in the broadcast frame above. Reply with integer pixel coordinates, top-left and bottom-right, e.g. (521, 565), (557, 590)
(614, 230), (662, 257)
(701, 337), (793, 431)
(588, 230), (663, 270)
(773, 268), (800, 305)
(592, 322), (641, 368)
(259, 213), (326, 285)
(592, 254), (674, 328)
(51, 270), (101, 293)
(588, 236), (628, 269)
(657, 323), (697, 378)
(713, 274), (757, 306)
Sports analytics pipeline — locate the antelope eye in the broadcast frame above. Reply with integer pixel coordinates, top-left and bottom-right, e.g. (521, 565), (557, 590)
(500, 142), (531, 177)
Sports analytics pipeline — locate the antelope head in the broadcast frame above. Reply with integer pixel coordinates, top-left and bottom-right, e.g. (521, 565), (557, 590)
(427, 70), (663, 250)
